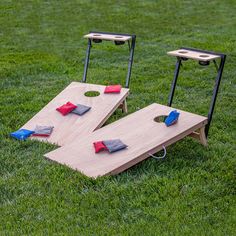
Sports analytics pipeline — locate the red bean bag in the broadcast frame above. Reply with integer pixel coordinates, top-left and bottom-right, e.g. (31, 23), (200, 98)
(93, 141), (108, 153)
(104, 85), (122, 94)
(56, 102), (77, 116)
(93, 139), (128, 154)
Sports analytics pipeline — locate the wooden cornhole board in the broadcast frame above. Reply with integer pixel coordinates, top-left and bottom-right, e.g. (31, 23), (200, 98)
(21, 82), (129, 146)
(45, 103), (208, 178)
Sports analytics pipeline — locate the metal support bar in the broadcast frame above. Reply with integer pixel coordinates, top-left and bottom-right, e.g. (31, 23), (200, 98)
(168, 58), (181, 106)
(213, 60), (219, 71)
(126, 36), (136, 88)
(205, 55), (226, 137)
(128, 40), (131, 51)
(82, 39), (92, 83)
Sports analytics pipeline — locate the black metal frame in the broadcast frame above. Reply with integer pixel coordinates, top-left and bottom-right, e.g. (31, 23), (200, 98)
(82, 31), (136, 88)
(168, 47), (226, 137)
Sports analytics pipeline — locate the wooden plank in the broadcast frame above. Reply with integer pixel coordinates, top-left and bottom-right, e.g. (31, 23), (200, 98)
(189, 127), (207, 146)
(21, 82), (129, 146)
(199, 127), (208, 146)
(167, 49), (220, 61)
(84, 33), (131, 42)
(45, 103), (208, 178)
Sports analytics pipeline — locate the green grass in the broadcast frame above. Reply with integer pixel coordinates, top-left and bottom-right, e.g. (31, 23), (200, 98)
(0, 0), (235, 235)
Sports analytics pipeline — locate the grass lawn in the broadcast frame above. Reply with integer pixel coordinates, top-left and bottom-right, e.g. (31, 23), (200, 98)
(0, 0), (235, 235)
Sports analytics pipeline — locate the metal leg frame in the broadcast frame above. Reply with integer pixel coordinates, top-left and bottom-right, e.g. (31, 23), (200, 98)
(205, 55), (226, 137)
(168, 49), (226, 138)
(167, 58), (181, 107)
(82, 33), (136, 88)
(82, 39), (92, 83)
(125, 36), (136, 88)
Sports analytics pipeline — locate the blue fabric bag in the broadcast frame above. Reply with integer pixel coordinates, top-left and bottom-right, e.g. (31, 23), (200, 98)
(165, 110), (180, 127)
(10, 129), (35, 140)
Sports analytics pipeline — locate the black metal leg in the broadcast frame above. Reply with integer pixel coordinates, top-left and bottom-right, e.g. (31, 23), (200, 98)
(205, 56), (226, 137)
(125, 37), (136, 88)
(82, 39), (92, 83)
(168, 58), (181, 106)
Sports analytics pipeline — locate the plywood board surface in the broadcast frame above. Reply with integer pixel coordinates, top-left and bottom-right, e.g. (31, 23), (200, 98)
(45, 103), (207, 178)
(84, 33), (131, 42)
(21, 82), (129, 146)
(167, 49), (220, 61)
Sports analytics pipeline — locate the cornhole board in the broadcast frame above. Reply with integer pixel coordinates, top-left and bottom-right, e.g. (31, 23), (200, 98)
(45, 103), (208, 178)
(21, 82), (129, 146)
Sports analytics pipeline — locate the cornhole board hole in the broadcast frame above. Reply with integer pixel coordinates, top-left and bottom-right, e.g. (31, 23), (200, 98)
(21, 82), (129, 146)
(45, 103), (208, 178)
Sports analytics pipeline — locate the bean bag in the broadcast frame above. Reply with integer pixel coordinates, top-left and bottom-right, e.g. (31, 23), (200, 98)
(165, 110), (180, 127)
(103, 139), (128, 153)
(71, 104), (91, 116)
(32, 125), (54, 137)
(104, 85), (122, 94)
(10, 129), (34, 140)
(93, 139), (127, 154)
(56, 102), (77, 116)
(93, 141), (108, 153)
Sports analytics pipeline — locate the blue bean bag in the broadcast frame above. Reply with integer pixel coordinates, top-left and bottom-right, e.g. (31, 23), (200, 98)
(165, 110), (180, 127)
(10, 129), (35, 140)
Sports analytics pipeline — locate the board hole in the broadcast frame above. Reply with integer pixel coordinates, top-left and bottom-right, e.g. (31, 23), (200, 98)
(154, 115), (167, 123)
(115, 36), (123, 38)
(93, 34), (101, 36)
(84, 91), (100, 97)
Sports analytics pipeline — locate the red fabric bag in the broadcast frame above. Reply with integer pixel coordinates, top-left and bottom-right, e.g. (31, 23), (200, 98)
(56, 102), (77, 116)
(104, 85), (122, 94)
(93, 141), (108, 153)
(32, 133), (50, 137)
